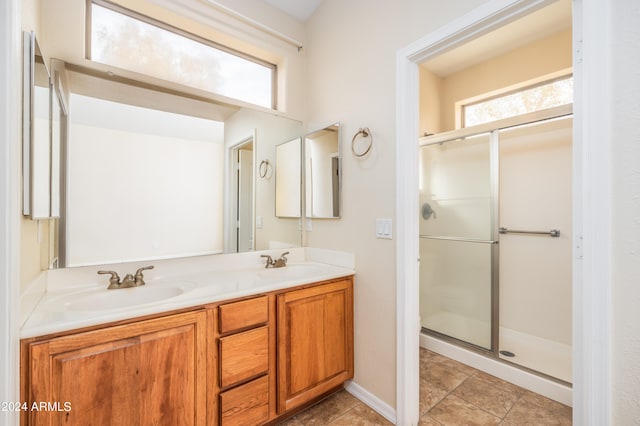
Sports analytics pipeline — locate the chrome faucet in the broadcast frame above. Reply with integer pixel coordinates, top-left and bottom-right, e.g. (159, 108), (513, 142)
(260, 251), (289, 268)
(98, 266), (154, 289)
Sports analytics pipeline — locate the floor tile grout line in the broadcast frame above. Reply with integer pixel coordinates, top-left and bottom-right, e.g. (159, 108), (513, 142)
(423, 360), (514, 423)
(418, 412), (445, 426)
(471, 375), (534, 422)
(499, 390), (528, 423)
(422, 365), (476, 419)
(326, 405), (357, 425)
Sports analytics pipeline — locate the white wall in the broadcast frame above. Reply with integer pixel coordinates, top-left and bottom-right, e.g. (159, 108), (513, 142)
(304, 0), (488, 409)
(66, 95), (225, 265)
(609, 0), (640, 422)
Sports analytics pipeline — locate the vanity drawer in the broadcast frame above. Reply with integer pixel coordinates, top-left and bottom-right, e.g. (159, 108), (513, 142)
(219, 326), (269, 388)
(218, 295), (269, 334)
(219, 375), (269, 426)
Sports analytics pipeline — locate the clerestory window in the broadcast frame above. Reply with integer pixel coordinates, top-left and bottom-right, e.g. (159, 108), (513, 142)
(463, 76), (573, 127)
(88, 0), (276, 109)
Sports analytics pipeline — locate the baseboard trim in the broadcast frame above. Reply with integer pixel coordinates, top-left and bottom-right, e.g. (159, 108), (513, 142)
(344, 380), (396, 424)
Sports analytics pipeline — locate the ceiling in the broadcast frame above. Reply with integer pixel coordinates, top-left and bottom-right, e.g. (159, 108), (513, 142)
(262, 0), (323, 21)
(421, 0), (572, 77)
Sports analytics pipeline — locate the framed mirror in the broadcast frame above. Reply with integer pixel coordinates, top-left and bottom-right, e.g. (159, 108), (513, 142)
(275, 138), (302, 218)
(23, 31), (58, 219)
(50, 72), (66, 220)
(305, 123), (341, 218)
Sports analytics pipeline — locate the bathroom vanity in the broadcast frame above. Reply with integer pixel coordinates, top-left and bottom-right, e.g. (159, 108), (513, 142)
(20, 252), (354, 425)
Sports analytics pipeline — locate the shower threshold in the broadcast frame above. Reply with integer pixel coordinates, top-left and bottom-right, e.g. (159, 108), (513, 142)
(421, 326), (572, 385)
(421, 328), (573, 406)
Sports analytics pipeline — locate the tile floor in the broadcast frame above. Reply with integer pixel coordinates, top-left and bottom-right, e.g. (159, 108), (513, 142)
(278, 348), (572, 425)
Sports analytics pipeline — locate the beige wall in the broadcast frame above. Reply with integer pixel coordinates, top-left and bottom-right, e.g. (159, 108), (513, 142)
(304, 0), (488, 408)
(421, 28), (572, 132)
(419, 67), (443, 136)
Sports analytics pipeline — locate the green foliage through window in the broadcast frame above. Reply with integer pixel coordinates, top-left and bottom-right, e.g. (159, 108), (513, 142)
(90, 2), (276, 108)
(464, 77), (572, 127)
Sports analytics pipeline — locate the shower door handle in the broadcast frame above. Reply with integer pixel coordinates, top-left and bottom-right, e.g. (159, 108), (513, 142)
(419, 235), (498, 244)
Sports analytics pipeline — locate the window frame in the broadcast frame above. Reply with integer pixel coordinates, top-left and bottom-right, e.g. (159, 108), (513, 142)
(461, 74), (573, 128)
(86, 0), (278, 109)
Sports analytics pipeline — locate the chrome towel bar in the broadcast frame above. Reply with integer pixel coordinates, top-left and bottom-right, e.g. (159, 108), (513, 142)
(419, 235), (498, 244)
(499, 227), (560, 237)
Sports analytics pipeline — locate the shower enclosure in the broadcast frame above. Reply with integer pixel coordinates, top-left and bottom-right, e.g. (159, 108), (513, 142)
(419, 108), (572, 383)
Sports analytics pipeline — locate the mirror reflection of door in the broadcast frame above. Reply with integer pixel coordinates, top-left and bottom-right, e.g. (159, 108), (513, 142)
(331, 154), (340, 217)
(305, 123), (341, 218)
(234, 140), (254, 252)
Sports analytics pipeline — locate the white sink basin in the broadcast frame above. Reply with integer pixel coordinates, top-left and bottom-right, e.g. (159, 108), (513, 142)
(60, 281), (194, 312)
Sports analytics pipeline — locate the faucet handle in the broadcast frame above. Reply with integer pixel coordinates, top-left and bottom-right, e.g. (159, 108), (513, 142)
(260, 255), (273, 268)
(280, 251), (289, 263)
(134, 265), (154, 286)
(98, 270), (121, 289)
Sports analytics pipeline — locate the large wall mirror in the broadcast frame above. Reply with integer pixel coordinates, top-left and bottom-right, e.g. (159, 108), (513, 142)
(305, 123), (341, 218)
(41, 63), (304, 267)
(23, 31), (60, 219)
(25, 0), (330, 271)
(26, 0), (317, 268)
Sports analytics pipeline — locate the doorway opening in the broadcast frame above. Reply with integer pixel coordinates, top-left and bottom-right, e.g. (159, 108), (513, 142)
(394, 1), (583, 424)
(418, 0), (573, 389)
(230, 138), (255, 252)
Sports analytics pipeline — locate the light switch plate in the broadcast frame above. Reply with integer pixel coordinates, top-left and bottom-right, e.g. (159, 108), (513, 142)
(376, 218), (393, 239)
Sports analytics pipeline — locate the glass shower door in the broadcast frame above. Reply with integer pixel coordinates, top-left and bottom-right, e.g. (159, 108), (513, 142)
(419, 133), (496, 350)
(498, 117), (573, 382)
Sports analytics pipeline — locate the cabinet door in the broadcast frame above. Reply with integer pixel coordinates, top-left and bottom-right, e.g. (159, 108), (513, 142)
(277, 279), (354, 412)
(25, 311), (207, 426)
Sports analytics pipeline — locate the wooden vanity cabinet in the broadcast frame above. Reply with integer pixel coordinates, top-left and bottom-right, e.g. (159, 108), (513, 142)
(277, 278), (354, 413)
(21, 276), (354, 426)
(21, 310), (207, 426)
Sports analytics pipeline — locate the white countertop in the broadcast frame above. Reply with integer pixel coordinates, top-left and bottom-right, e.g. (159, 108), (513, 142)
(21, 248), (355, 339)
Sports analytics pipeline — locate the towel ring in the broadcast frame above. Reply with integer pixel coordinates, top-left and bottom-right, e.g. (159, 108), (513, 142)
(352, 127), (373, 158)
(259, 160), (271, 179)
